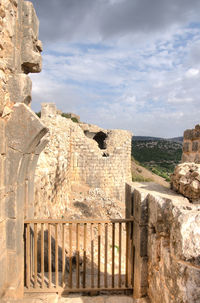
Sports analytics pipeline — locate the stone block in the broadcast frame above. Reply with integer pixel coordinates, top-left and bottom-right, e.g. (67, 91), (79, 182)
(179, 263), (200, 302)
(148, 194), (172, 237)
(0, 154), (5, 189)
(194, 153), (200, 163)
(21, 2), (42, 73)
(147, 232), (158, 266)
(184, 129), (192, 140)
(5, 191), (16, 218)
(106, 296), (134, 303)
(171, 211), (200, 264)
(133, 189), (148, 225)
(5, 103), (48, 154)
(133, 255), (148, 298)
(133, 222), (148, 257)
(7, 252), (18, 286)
(15, 217), (23, 255)
(192, 141), (199, 152)
(125, 183), (133, 218)
(183, 142), (190, 153)
(17, 154), (30, 184)
(0, 254), (7, 292)
(0, 119), (6, 154)
(6, 219), (16, 250)
(0, 220), (6, 251)
(4, 148), (21, 188)
(16, 183), (25, 221)
(181, 153), (188, 162)
(8, 74), (32, 105)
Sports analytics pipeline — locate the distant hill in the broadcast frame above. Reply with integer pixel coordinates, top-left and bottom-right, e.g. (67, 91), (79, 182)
(132, 137), (183, 182)
(133, 136), (183, 142)
(167, 137), (183, 143)
(133, 136), (163, 141)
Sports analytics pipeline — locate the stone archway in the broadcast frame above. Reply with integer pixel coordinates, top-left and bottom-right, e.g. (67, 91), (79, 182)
(1, 104), (48, 299)
(0, 0), (46, 299)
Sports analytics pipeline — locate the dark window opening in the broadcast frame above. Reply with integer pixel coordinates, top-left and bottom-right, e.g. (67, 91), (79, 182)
(84, 130), (96, 139)
(102, 152), (109, 157)
(93, 131), (107, 149)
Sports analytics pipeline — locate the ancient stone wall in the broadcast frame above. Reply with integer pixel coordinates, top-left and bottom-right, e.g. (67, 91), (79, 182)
(182, 124), (200, 163)
(171, 124), (200, 202)
(0, 0), (47, 299)
(34, 103), (132, 218)
(171, 162), (200, 203)
(126, 182), (200, 303)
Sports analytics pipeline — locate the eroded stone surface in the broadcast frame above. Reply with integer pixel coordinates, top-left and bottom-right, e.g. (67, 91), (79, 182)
(34, 103), (132, 218)
(128, 182), (200, 303)
(171, 162), (200, 203)
(3, 294), (136, 303)
(0, 0), (46, 299)
(182, 124), (200, 163)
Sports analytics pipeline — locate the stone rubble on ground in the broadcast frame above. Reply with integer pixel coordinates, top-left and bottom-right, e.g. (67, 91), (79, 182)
(34, 103), (132, 219)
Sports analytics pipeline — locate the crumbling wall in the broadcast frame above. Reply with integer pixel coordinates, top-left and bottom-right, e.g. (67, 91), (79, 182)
(34, 103), (132, 218)
(126, 182), (200, 303)
(0, 0), (47, 299)
(171, 162), (200, 203)
(182, 124), (200, 163)
(171, 124), (200, 202)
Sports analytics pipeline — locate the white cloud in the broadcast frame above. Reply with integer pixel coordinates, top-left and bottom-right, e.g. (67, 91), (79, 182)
(185, 68), (199, 78)
(29, 0), (200, 137)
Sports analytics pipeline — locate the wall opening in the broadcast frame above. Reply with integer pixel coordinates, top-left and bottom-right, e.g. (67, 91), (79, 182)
(93, 131), (107, 149)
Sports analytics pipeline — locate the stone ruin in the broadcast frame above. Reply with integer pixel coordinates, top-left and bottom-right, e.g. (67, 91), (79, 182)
(182, 124), (200, 163)
(1, 1), (200, 302)
(34, 103), (132, 218)
(171, 124), (200, 202)
(127, 181), (200, 303)
(0, 0), (48, 298)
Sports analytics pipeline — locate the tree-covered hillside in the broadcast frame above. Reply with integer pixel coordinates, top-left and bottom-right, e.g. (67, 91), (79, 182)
(132, 138), (182, 181)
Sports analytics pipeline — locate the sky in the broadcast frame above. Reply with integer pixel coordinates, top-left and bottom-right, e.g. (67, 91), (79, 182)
(30, 0), (200, 138)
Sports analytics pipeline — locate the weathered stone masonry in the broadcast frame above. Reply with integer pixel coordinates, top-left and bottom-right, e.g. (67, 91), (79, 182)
(171, 124), (200, 202)
(0, 0), (47, 299)
(34, 103), (132, 218)
(182, 124), (200, 163)
(126, 182), (200, 303)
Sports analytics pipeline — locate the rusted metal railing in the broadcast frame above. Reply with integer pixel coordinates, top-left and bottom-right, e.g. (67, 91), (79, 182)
(24, 218), (134, 294)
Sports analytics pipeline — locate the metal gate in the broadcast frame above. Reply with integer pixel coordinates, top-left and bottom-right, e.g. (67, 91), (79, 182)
(24, 218), (134, 295)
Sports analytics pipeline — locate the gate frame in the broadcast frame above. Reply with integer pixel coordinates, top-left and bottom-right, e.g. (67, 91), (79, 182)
(24, 218), (134, 296)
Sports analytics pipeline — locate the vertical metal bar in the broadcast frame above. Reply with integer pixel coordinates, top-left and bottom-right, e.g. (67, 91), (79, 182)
(132, 223), (135, 288)
(83, 223), (87, 288)
(76, 223), (80, 288)
(91, 223), (94, 288)
(41, 223), (44, 289)
(104, 223), (108, 288)
(128, 221), (132, 287)
(34, 223), (37, 288)
(69, 223), (72, 288)
(62, 223), (65, 288)
(125, 222), (129, 287)
(132, 249), (135, 289)
(48, 224), (51, 288)
(112, 223), (115, 288)
(55, 223), (58, 288)
(31, 226), (33, 281)
(26, 223), (30, 289)
(98, 223), (101, 288)
(118, 222), (122, 288)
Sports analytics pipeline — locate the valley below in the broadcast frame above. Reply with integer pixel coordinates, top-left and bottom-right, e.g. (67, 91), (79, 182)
(132, 136), (183, 183)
